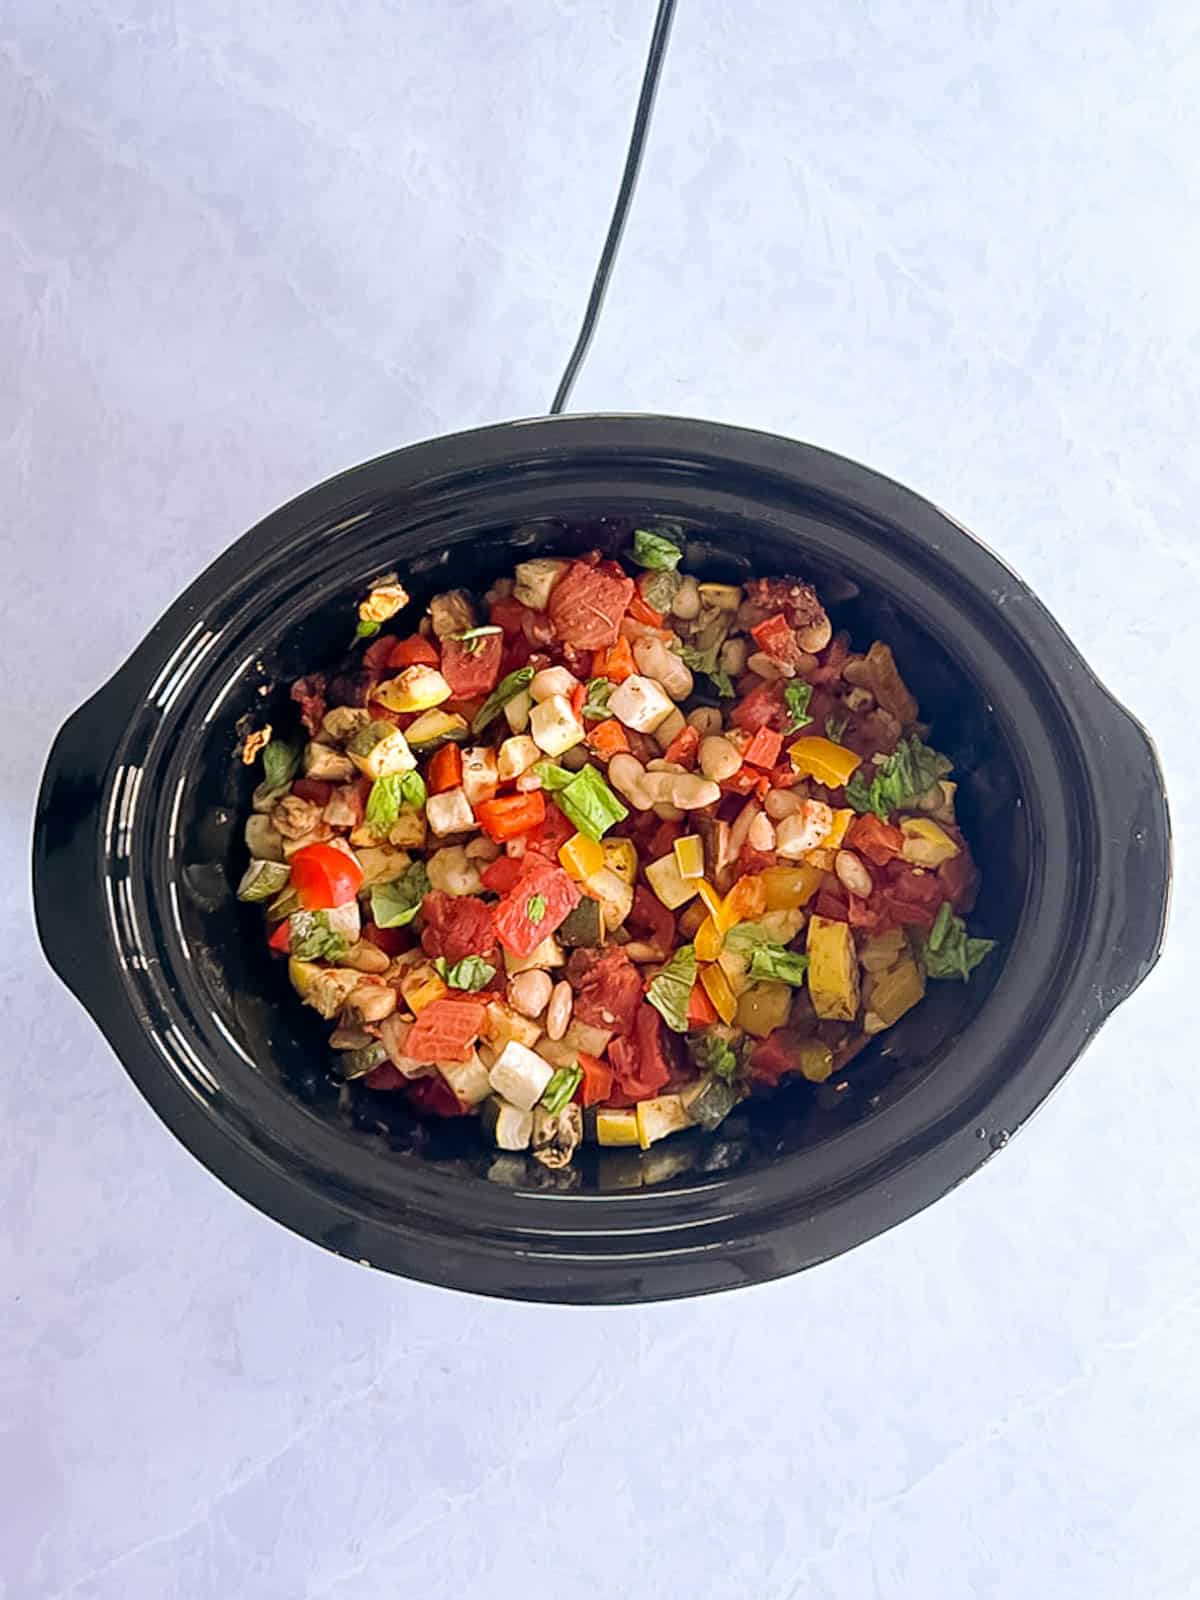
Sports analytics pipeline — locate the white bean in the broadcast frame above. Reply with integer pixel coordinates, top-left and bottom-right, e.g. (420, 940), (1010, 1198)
(545, 981), (573, 1041)
(765, 787), (805, 821)
(633, 636), (694, 700)
(465, 835), (502, 860)
(687, 706), (723, 737)
(748, 812), (777, 852)
(653, 802), (685, 821)
(729, 799), (761, 858)
(775, 801), (835, 859)
(719, 636), (747, 677)
(646, 759), (686, 773)
(746, 651), (788, 682)
(699, 736), (742, 782)
(609, 753), (651, 809)
(671, 576), (701, 619)
(666, 774), (722, 811)
(835, 849), (874, 899)
(652, 707), (687, 750)
(509, 969), (553, 1018)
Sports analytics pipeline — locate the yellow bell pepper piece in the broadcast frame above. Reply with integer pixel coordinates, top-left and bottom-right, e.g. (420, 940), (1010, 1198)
(696, 879), (725, 926)
(788, 736), (862, 789)
(596, 1109), (640, 1147)
(761, 864), (824, 911)
(673, 834), (705, 879)
(694, 914), (724, 962)
(700, 962), (738, 1024)
(559, 831), (606, 881)
(825, 808), (855, 849)
(899, 818), (960, 868)
(400, 966), (449, 1015)
(721, 874), (767, 927)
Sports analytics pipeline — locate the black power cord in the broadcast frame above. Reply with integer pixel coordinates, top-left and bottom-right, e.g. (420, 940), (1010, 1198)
(548, 0), (678, 414)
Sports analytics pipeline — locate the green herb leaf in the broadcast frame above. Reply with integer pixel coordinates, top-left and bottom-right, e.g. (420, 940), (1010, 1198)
(845, 736), (953, 819)
(646, 944), (697, 1033)
(825, 714), (848, 744)
(472, 666), (534, 735)
(433, 955), (496, 992)
(452, 624), (503, 655)
(369, 861), (430, 928)
(288, 910), (349, 962)
(690, 1030), (746, 1081)
(676, 643), (735, 699)
(631, 527), (685, 571)
(747, 945), (810, 986)
(641, 569), (682, 613)
(365, 770), (427, 830)
(534, 761), (575, 793)
(553, 763), (629, 842)
(918, 902), (996, 982)
(526, 894), (548, 926)
(582, 677), (613, 721)
(784, 680), (814, 733)
(262, 739), (301, 789)
(540, 1064), (583, 1113)
(710, 669), (735, 699)
(355, 619), (382, 640)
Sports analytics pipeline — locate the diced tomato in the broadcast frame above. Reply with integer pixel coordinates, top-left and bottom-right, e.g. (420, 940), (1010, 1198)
(886, 864), (945, 909)
(664, 724), (700, 769)
(938, 847), (979, 914)
(687, 981), (718, 1027)
(290, 842), (364, 909)
(767, 761), (801, 790)
(847, 892), (883, 932)
(569, 947), (643, 1035)
(493, 862), (581, 957)
(592, 637), (635, 683)
(729, 680), (785, 733)
(736, 844), (776, 877)
(427, 743), (463, 795)
(489, 595), (530, 637)
(291, 777), (333, 806)
(290, 674), (327, 737)
(586, 718), (631, 760)
(267, 918), (292, 953)
(626, 590), (664, 627)
(749, 1031), (797, 1086)
(361, 634), (400, 673)
(362, 920), (411, 957)
(420, 892), (500, 967)
(521, 799), (576, 863)
(750, 614), (795, 659)
(742, 725), (783, 770)
(499, 631), (535, 676)
(549, 561), (635, 648)
(608, 1002), (672, 1101)
(475, 791), (546, 843)
(406, 1073), (472, 1116)
(647, 818), (684, 858)
(481, 855), (523, 895)
(388, 634), (440, 669)
(576, 1052), (614, 1107)
(846, 814), (904, 867)
(810, 632), (850, 684)
(814, 890), (849, 922)
(404, 997), (487, 1063)
(721, 765), (761, 797)
(627, 885), (675, 960)
(362, 1061), (406, 1091)
(881, 892), (938, 930)
(441, 631), (503, 699)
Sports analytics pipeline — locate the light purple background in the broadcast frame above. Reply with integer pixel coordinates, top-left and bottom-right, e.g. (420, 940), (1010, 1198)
(5, 3), (1197, 1597)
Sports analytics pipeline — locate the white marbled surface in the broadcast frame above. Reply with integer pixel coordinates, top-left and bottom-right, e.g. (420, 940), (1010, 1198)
(4, 2), (1199, 1596)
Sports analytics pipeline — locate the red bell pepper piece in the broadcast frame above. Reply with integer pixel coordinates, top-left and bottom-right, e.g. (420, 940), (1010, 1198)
(664, 724), (700, 769)
(427, 743), (463, 795)
(289, 842), (364, 909)
(750, 614), (795, 660)
(627, 591), (664, 627)
(577, 1052), (614, 1107)
(474, 790), (546, 844)
(742, 725), (783, 770)
(687, 981), (719, 1027)
(267, 918), (292, 953)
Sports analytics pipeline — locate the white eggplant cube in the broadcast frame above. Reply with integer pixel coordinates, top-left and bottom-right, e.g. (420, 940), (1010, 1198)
(488, 1039), (555, 1111)
(608, 674), (675, 733)
(460, 746), (499, 806)
(426, 786), (476, 837)
(497, 735), (541, 782)
(529, 694), (584, 757)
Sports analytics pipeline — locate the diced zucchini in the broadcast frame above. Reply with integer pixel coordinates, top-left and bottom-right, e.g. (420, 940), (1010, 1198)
(286, 959), (362, 1019)
(860, 927), (906, 974)
(437, 1052), (492, 1106)
(461, 747), (500, 807)
(488, 1039), (555, 1111)
(244, 813), (285, 863)
(582, 866), (634, 931)
(806, 915), (860, 1021)
(595, 1108), (640, 1147)
(673, 835), (705, 879)
(514, 557), (569, 611)
(602, 837), (638, 885)
(346, 721), (417, 780)
(503, 689), (532, 734)
(482, 1096), (534, 1151)
(503, 936), (565, 974)
(481, 1000), (542, 1052)
(681, 1073), (738, 1131)
(556, 896), (605, 949)
(635, 1093), (691, 1149)
(735, 980), (793, 1038)
(237, 859), (291, 902)
(405, 708), (470, 747)
(645, 852), (700, 911)
(899, 818), (960, 868)
(795, 1039), (836, 1081)
(863, 957), (926, 1033)
(373, 665), (452, 714)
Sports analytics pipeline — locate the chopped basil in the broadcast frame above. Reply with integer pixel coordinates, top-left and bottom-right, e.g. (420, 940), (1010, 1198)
(783, 680), (814, 733)
(710, 669), (735, 699)
(641, 569), (682, 613)
(919, 902), (996, 982)
(676, 643), (734, 699)
(646, 944), (697, 1033)
(369, 861), (430, 928)
(690, 1030), (746, 1082)
(355, 619), (382, 640)
(534, 761), (576, 792)
(526, 894), (548, 925)
(582, 678), (613, 720)
(845, 736), (953, 820)
(452, 624), (503, 655)
(825, 714), (848, 744)
(365, 770), (427, 829)
(433, 955), (496, 992)
(631, 527), (685, 572)
(262, 739), (301, 789)
(289, 911), (349, 962)
(472, 665), (534, 735)
(540, 1064), (583, 1114)
(747, 945), (810, 986)
(552, 763), (629, 842)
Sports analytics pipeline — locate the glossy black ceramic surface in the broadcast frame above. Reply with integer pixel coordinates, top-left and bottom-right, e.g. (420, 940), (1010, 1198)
(33, 416), (1171, 1302)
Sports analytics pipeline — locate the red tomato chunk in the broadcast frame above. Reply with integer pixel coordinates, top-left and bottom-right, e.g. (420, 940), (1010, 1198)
(493, 863), (580, 958)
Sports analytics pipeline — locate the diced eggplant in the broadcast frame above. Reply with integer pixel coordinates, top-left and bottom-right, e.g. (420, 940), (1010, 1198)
(341, 1042), (389, 1080)
(429, 588), (476, 638)
(237, 859), (291, 902)
(513, 557), (568, 611)
(482, 1096), (535, 1151)
(488, 1039), (555, 1111)
(346, 721), (417, 780)
(437, 1052), (491, 1107)
(560, 1017), (613, 1058)
(405, 708), (470, 747)
(556, 896), (604, 949)
(303, 741), (355, 782)
(681, 1073), (738, 1131)
(502, 936), (565, 975)
(244, 813), (285, 863)
(531, 1103), (583, 1169)
(287, 959), (362, 1019)
(635, 1093), (691, 1149)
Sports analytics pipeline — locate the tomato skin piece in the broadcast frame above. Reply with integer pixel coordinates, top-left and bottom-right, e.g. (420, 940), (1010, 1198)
(290, 842), (364, 909)
(576, 1053), (614, 1107)
(687, 982), (718, 1027)
(520, 800), (576, 864)
(489, 595), (530, 637)
(814, 889), (849, 922)
(493, 863), (580, 957)
(404, 997), (487, 1063)
(568, 947), (644, 1036)
(363, 1061), (406, 1091)
(420, 892), (500, 967)
(549, 561), (635, 648)
(362, 634), (400, 673)
(406, 1073), (472, 1115)
(743, 725), (783, 770)
(664, 724), (700, 769)
(388, 635), (440, 669)
(441, 631), (502, 699)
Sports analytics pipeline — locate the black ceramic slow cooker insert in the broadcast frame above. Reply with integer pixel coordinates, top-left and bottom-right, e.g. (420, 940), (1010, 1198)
(33, 416), (1171, 1303)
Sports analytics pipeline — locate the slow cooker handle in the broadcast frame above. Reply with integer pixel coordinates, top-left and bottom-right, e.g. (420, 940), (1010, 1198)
(33, 677), (129, 1015)
(1094, 699), (1172, 1012)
